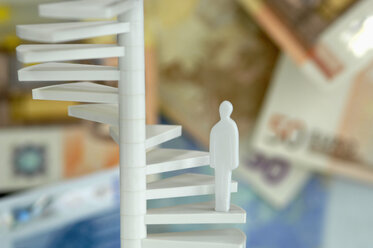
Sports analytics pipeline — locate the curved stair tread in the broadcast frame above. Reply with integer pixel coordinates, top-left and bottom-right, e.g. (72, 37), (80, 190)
(17, 44), (125, 63)
(19, 63), (119, 82)
(69, 104), (182, 147)
(147, 149), (209, 175)
(146, 201), (246, 224)
(110, 125), (182, 149)
(144, 125), (182, 149)
(16, 21), (129, 43)
(39, 0), (136, 20)
(143, 229), (246, 248)
(69, 103), (118, 125)
(32, 82), (118, 103)
(109, 125), (181, 149)
(147, 173), (237, 200)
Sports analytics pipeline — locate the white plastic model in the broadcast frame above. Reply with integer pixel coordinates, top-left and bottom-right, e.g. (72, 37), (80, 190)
(210, 101), (239, 212)
(16, 1), (246, 248)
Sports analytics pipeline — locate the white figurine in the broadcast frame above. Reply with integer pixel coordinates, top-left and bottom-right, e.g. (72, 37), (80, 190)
(210, 101), (239, 212)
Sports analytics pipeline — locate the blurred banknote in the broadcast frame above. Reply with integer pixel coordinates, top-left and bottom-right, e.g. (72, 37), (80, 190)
(253, 54), (373, 183)
(238, 0), (373, 86)
(0, 125), (119, 192)
(238, 137), (311, 208)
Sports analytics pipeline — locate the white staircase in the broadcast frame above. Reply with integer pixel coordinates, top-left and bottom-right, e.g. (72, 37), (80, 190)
(16, 1), (247, 248)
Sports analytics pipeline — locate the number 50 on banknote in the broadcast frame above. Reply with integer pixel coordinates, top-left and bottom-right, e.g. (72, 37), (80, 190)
(253, 54), (373, 184)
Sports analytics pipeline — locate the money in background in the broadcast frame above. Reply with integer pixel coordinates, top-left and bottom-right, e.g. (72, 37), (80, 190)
(252, 54), (373, 183)
(238, 117), (311, 209)
(0, 125), (119, 192)
(238, 0), (373, 86)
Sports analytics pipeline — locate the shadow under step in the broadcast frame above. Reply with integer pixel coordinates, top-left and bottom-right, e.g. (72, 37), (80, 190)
(143, 229), (246, 248)
(146, 201), (246, 224)
(147, 173), (237, 200)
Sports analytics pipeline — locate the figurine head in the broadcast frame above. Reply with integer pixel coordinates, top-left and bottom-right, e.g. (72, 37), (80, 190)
(219, 101), (233, 119)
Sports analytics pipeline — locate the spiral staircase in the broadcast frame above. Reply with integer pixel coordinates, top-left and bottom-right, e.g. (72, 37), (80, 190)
(16, 0), (247, 247)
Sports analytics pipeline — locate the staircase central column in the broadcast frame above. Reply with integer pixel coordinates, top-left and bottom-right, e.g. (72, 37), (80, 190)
(118, 0), (147, 247)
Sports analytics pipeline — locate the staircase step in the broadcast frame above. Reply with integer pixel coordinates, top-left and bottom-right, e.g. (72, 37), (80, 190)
(59, 102), (183, 146)
(143, 229), (246, 248)
(19, 63), (119, 82)
(32, 82), (118, 103)
(17, 44), (124, 63)
(147, 173), (237, 200)
(110, 125), (182, 149)
(146, 201), (246, 224)
(147, 149), (209, 175)
(17, 21), (129, 43)
(69, 103), (117, 125)
(39, 0), (135, 20)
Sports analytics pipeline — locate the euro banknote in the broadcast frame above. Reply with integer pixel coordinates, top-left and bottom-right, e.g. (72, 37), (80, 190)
(252, 54), (373, 183)
(0, 125), (119, 192)
(237, 136), (311, 208)
(238, 0), (373, 86)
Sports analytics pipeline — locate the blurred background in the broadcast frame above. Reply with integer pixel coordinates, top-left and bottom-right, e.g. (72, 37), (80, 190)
(1, 0), (373, 247)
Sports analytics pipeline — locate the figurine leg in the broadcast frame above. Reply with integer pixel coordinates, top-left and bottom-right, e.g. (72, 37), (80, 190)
(215, 169), (232, 212)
